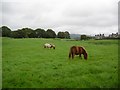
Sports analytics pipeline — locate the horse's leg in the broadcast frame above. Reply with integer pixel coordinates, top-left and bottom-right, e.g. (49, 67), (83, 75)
(79, 54), (82, 59)
(72, 53), (74, 59)
(69, 53), (71, 59)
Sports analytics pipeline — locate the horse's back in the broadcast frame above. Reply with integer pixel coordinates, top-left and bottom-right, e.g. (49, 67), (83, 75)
(44, 43), (51, 48)
(45, 43), (50, 46)
(70, 46), (76, 52)
(70, 46), (78, 54)
(70, 46), (84, 54)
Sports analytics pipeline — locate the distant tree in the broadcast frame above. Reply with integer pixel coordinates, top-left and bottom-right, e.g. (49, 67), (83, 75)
(57, 31), (70, 39)
(64, 31), (70, 39)
(46, 29), (56, 38)
(28, 30), (36, 38)
(57, 32), (65, 38)
(11, 28), (34, 38)
(81, 35), (87, 40)
(35, 28), (46, 38)
(17, 29), (25, 38)
(1, 26), (11, 37)
(11, 30), (22, 38)
(1, 26), (70, 39)
(11, 31), (16, 38)
(20, 28), (34, 38)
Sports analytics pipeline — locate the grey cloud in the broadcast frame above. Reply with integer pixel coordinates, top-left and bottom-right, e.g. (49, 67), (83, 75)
(61, 0), (118, 27)
(1, 0), (119, 35)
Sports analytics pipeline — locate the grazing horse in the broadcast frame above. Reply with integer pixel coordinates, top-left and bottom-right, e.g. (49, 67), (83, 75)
(44, 43), (55, 49)
(69, 46), (88, 60)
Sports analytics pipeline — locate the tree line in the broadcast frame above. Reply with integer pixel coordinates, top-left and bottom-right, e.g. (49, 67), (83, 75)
(0, 26), (70, 39)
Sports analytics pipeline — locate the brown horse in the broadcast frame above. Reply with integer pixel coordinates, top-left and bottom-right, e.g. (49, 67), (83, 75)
(69, 46), (88, 60)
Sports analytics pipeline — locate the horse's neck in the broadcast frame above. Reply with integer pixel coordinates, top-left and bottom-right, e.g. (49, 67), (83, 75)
(79, 47), (85, 54)
(82, 48), (87, 54)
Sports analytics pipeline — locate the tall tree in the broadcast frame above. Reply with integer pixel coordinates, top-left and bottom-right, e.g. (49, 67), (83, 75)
(11, 30), (22, 38)
(81, 35), (87, 40)
(64, 31), (70, 39)
(28, 30), (36, 38)
(35, 28), (46, 38)
(20, 28), (34, 38)
(1, 26), (11, 37)
(57, 32), (65, 38)
(11, 28), (34, 38)
(46, 29), (56, 38)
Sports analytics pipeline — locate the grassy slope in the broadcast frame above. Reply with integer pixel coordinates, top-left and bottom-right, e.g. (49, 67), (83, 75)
(2, 38), (118, 88)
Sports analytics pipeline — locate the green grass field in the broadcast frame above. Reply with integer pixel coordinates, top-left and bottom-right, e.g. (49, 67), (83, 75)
(2, 38), (118, 88)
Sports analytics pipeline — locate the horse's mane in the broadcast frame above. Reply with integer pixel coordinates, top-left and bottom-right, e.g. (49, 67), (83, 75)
(81, 46), (87, 54)
(81, 46), (88, 59)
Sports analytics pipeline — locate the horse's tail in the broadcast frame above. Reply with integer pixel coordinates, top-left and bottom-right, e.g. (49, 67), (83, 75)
(69, 47), (73, 59)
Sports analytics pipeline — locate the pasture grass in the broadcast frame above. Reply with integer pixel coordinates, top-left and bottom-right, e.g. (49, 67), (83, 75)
(2, 38), (118, 88)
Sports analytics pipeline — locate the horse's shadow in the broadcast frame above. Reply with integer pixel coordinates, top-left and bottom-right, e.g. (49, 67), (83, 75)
(67, 54), (81, 59)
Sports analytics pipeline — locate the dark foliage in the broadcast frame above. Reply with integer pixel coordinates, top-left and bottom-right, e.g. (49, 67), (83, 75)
(46, 29), (56, 38)
(1, 26), (11, 37)
(1, 26), (71, 39)
(57, 31), (70, 39)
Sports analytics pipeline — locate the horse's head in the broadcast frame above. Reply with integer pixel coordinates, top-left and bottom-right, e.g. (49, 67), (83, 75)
(79, 46), (88, 60)
(83, 49), (88, 60)
(52, 45), (55, 49)
(50, 44), (55, 49)
(53, 46), (55, 49)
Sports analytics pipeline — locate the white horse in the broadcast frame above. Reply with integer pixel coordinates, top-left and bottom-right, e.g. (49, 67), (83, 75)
(44, 43), (55, 49)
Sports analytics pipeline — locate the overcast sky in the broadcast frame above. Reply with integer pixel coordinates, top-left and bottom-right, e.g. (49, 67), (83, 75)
(1, 0), (119, 35)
